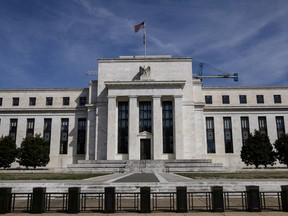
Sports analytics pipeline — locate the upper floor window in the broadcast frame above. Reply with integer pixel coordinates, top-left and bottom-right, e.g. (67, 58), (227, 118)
(79, 97), (87, 106)
(12, 97), (19, 106)
(258, 116), (267, 135)
(239, 95), (247, 104)
(46, 97), (53, 106)
(0, 98), (2, 106)
(63, 97), (70, 106)
(274, 95), (282, 104)
(29, 97), (36, 106)
(222, 95), (230, 104)
(256, 95), (264, 104)
(139, 101), (152, 132)
(205, 95), (213, 104)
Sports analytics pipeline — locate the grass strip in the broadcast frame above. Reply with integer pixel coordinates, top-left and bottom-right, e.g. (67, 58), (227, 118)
(178, 171), (288, 179)
(0, 173), (108, 180)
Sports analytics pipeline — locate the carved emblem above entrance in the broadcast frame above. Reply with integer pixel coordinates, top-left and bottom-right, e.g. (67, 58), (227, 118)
(139, 65), (151, 80)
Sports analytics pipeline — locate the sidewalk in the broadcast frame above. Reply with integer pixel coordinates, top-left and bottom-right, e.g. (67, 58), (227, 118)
(5, 212), (288, 216)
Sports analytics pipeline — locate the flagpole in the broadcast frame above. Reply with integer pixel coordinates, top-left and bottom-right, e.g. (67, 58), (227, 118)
(144, 21), (147, 57)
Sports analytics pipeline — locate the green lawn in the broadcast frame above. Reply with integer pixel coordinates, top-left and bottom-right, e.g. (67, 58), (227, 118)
(178, 171), (288, 179)
(0, 172), (108, 180)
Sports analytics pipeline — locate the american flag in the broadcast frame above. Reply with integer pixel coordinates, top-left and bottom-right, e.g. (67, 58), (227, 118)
(134, 21), (145, 33)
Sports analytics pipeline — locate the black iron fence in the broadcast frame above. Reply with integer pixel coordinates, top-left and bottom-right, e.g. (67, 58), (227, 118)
(0, 185), (288, 214)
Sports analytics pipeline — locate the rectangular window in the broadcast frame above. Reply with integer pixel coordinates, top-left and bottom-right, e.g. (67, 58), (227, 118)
(239, 95), (247, 104)
(63, 97), (70, 106)
(139, 101), (152, 132)
(46, 97), (53, 106)
(222, 95), (230, 104)
(223, 117), (233, 153)
(29, 97), (36, 106)
(205, 95), (213, 104)
(118, 102), (128, 154)
(274, 95), (282, 104)
(60, 118), (69, 154)
(43, 118), (52, 144)
(206, 117), (215, 153)
(9, 119), (18, 142)
(162, 101), (174, 153)
(256, 95), (264, 104)
(0, 98), (2, 106)
(77, 118), (86, 154)
(26, 119), (35, 137)
(79, 97), (87, 106)
(276, 116), (285, 138)
(12, 97), (19, 106)
(258, 116), (267, 135)
(241, 117), (250, 145)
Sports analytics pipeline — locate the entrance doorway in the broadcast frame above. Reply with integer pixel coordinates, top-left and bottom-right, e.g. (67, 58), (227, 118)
(140, 139), (151, 160)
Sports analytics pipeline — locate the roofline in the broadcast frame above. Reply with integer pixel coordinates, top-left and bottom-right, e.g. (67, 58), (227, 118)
(0, 88), (88, 92)
(98, 55), (192, 63)
(203, 86), (288, 90)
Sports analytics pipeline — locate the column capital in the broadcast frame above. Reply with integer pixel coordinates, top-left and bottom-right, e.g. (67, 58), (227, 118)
(152, 95), (161, 99)
(174, 95), (183, 99)
(107, 95), (117, 99)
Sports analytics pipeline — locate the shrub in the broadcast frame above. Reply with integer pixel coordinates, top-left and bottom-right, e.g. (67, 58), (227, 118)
(240, 130), (276, 168)
(0, 136), (18, 169)
(17, 134), (50, 169)
(274, 133), (288, 167)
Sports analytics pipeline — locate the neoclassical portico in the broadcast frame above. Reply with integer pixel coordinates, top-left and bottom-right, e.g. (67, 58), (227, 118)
(105, 81), (186, 160)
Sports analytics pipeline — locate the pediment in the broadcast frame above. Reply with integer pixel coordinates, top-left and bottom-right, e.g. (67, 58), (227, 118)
(137, 131), (152, 137)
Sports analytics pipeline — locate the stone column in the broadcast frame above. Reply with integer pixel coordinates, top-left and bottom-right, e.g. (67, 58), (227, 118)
(153, 96), (162, 159)
(174, 95), (184, 159)
(85, 106), (96, 160)
(107, 96), (117, 160)
(129, 96), (139, 160)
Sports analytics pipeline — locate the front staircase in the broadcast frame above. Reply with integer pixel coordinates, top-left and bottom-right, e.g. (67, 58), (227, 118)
(67, 159), (226, 173)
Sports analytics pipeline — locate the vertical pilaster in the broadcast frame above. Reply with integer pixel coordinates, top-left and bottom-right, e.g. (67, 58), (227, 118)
(153, 96), (162, 159)
(174, 95), (184, 159)
(85, 106), (96, 160)
(107, 96), (117, 160)
(129, 96), (139, 160)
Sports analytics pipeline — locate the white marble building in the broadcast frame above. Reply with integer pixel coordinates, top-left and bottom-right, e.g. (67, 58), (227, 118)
(0, 55), (287, 169)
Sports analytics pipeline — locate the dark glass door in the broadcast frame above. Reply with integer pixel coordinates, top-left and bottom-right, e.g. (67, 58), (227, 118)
(140, 139), (151, 160)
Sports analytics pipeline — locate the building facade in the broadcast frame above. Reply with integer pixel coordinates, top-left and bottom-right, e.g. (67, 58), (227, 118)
(0, 56), (287, 169)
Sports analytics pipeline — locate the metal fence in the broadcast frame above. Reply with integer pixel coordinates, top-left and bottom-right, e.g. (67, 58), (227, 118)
(0, 185), (288, 214)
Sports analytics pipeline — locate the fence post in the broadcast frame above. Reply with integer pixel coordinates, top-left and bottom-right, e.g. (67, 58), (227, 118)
(68, 187), (81, 213)
(211, 186), (224, 212)
(246, 185), (261, 212)
(31, 187), (46, 213)
(140, 187), (151, 213)
(0, 187), (12, 214)
(176, 186), (187, 213)
(104, 187), (115, 213)
(281, 185), (288, 212)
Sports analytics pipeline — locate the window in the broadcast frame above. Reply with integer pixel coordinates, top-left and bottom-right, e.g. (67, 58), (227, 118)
(274, 95), (282, 104)
(46, 97), (53, 106)
(162, 101), (174, 153)
(26, 119), (35, 137)
(0, 98), (2, 106)
(79, 97), (87, 106)
(276, 116), (285, 138)
(139, 101), (152, 132)
(60, 118), (69, 154)
(9, 119), (18, 142)
(241, 117), (250, 144)
(118, 102), (128, 154)
(43, 118), (52, 145)
(29, 97), (36, 106)
(63, 97), (70, 106)
(12, 97), (19, 106)
(256, 95), (264, 104)
(205, 95), (213, 104)
(222, 95), (230, 104)
(77, 118), (86, 154)
(239, 95), (247, 104)
(258, 117), (267, 135)
(206, 117), (215, 153)
(223, 117), (233, 153)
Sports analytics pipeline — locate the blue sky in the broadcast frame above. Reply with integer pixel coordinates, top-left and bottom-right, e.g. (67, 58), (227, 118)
(1, 0), (288, 88)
